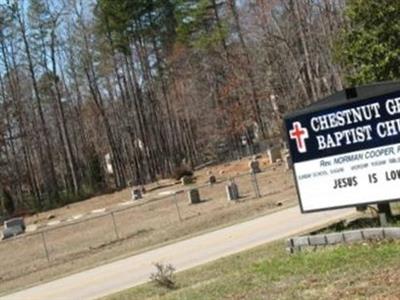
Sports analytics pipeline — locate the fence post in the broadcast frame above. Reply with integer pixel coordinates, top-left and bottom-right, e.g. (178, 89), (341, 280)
(41, 231), (50, 262)
(251, 171), (261, 198)
(173, 192), (183, 222)
(110, 212), (120, 240)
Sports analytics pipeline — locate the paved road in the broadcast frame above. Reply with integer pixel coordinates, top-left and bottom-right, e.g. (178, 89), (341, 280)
(3, 206), (355, 300)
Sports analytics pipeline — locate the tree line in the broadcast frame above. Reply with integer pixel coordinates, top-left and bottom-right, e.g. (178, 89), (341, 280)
(0, 0), (390, 214)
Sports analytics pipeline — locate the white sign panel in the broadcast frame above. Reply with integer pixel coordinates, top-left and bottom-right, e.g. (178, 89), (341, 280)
(285, 89), (400, 212)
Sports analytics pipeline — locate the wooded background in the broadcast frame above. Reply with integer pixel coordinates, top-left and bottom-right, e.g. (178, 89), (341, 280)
(0, 0), (394, 213)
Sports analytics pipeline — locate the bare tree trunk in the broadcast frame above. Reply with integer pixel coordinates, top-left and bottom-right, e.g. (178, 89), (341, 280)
(227, 0), (266, 137)
(16, 7), (59, 204)
(292, 0), (318, 102)
(50, 26), (80, 195)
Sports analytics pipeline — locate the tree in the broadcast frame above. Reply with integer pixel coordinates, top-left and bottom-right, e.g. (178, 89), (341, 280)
(1, 188), (15, 216)
(337, 0), (400, 85)
(0, 0), (349, 213)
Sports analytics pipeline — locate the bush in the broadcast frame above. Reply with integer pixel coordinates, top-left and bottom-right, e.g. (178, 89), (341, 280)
(87, 150), (105, 190)
(1, 189), (15, 216)
(172, 165), (193, 180)
(150, 262), (176, 289)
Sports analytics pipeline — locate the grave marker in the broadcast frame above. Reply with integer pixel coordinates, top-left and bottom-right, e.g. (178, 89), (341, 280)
(131, 188), (142, 200)
(208, 175), (217, 185)
(267, 147), (282, 163)
(226, 181), (239, 201)
(249, 157), (261, 173)
(4, 217), (25, 230)
(2, 217), (25, 240)
(188, 188), (201, 204)
(282, 150), (292, 170)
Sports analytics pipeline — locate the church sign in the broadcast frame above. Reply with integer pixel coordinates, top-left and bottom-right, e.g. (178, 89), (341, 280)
(285, 85), (400, 213)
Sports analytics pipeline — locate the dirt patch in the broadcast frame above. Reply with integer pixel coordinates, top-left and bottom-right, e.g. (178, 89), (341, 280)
(0, 158), (295, 295)
(21, 155), (273, 230)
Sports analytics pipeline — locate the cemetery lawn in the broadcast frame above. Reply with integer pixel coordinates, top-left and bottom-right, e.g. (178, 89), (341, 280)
(103, 240), (400, 300)
(1, 160), (298, 295)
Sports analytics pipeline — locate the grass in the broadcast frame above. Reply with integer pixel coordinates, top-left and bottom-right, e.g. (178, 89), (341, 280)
(0, 166), (297, 295)
(103, 240), (400, 300)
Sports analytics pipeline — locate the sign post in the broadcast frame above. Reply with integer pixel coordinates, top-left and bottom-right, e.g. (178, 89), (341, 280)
(285, 82), (400, 213)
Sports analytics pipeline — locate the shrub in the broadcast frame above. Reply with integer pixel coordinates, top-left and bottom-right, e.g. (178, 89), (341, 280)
(150, 262), (176, 289)
(87, 150), (105, 190)
(172, 165), (193, 180)
(1, 188), (15, 216)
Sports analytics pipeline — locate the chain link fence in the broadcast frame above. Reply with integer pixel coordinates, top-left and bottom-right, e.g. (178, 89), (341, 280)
(0, 165), (294, 284)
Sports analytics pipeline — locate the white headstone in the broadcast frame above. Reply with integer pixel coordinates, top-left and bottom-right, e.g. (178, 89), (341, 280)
(267, 147), (282, 163)
(105, 153), (113, 174)
(283, 151), (292, 170)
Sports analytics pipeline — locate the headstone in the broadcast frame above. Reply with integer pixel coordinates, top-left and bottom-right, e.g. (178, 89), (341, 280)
(226, 181), (239, 201)
(208, 175), (217, 185)
(2, 227), (23, 240)
(249, 158), (261, 174)
(104, 153), (113, 174)
(4, 217), (25, 231)
(181, 175), (192, 185)
(267, 147), (282, 163)
(131, 188), (142, 200)
(188, 188), (201, 204)
(2, 217), (25, 240)
(281, 149), (292, 170)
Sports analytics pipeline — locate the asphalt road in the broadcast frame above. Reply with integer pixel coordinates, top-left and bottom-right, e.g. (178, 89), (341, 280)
(2, 205), (355, 300)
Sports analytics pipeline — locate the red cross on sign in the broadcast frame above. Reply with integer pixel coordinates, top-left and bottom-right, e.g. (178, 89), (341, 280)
(289, 122), (309, 153)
